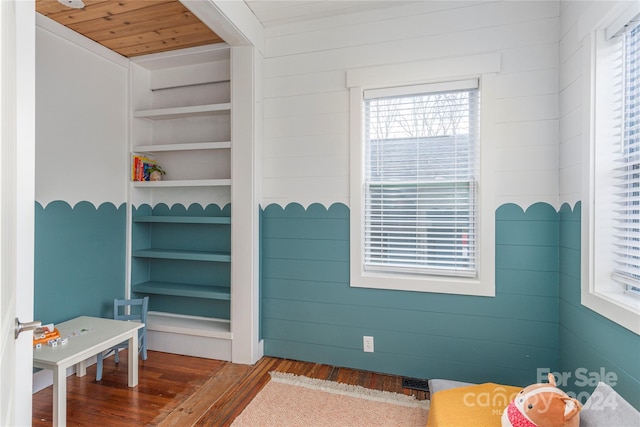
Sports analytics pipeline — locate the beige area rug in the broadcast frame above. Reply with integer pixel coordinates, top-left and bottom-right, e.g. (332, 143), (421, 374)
(231, 372), (430, 427)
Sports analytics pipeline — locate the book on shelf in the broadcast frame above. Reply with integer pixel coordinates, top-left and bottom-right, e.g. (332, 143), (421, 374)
(132, 154), (157, 181)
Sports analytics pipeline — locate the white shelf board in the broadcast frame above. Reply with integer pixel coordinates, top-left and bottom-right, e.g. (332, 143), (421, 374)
(146, 311), (232, 339)
(132, 179), (231, 188)
(134, 103), (231, 120)
(134, 141), (231, 152)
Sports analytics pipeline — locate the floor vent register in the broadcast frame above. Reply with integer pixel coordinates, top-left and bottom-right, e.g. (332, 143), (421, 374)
(402, 377), (430, 392)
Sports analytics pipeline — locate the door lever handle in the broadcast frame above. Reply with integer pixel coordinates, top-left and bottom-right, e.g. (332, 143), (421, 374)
(15, 318), (42, 339)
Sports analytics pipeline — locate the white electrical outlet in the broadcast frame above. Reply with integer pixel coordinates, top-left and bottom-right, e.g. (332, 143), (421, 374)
(363, 336), (374, 353)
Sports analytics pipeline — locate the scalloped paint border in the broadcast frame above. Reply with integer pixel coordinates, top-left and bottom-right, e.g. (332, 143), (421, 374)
(35, 200), (126, 213)
(35, 200), (580, 216)
(261, 201), (580, 216)
(133, 202), (231, 216)
(262, 202), (349, 218)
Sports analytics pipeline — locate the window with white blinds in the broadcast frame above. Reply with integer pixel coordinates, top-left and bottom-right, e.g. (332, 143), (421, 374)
(612, 18), (640, 294)
(582, 4), (640, 334)
(362, 80), (479, 278)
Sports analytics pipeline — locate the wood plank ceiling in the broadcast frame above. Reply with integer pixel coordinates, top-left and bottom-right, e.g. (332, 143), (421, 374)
(35, 0), (224, 57)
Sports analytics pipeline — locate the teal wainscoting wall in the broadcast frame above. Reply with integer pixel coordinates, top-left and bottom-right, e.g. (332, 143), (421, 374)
(558, 203), (640, 409)
(261, 202), (560, 387)
(34, 201), (126, 324)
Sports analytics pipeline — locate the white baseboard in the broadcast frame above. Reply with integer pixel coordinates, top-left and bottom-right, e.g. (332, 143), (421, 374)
(147, 330), (232, 361)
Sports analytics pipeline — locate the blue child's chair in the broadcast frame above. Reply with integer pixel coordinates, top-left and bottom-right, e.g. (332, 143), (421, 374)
(96, 296), (149, 381)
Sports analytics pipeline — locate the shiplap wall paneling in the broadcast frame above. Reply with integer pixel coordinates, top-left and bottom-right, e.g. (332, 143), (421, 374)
(262, 0), (560, 209)
(35, 19), (128, 208)
(557, 0), (640, 408)
(261, 203), (560, 385)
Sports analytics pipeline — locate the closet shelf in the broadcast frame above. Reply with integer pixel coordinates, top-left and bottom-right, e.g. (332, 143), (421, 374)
(134, 141), (231, 152)
(146, 311), (232, 339)
(134, 103), (231, 120)
(132, 179), (231, 188)
(132, 281), (230, 300)
(133, 216), (231, 224)
(132, 249), (231, 262)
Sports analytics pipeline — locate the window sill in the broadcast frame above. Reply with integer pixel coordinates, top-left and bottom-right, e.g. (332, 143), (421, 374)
(350, 270), (495, 297)
(580, 288), (640, 335)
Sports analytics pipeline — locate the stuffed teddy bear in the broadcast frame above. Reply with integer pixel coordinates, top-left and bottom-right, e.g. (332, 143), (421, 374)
(502, 373), (581, 427)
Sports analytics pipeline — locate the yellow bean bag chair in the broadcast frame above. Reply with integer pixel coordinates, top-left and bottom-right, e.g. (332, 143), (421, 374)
(427, 383), (521, 427)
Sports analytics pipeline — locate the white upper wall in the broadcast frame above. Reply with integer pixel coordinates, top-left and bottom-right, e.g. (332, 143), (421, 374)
(34, 1), (568, 210)
(558, 0), (634, 206)
(261, 0), (561, 209)
(35, 15), (128, 208)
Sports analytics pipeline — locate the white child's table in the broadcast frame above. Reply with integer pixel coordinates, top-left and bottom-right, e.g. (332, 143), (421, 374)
(33, 316), (144, 427)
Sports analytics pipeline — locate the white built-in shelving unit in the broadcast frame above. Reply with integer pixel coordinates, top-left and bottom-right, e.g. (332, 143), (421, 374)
(128, 44), (235, 361)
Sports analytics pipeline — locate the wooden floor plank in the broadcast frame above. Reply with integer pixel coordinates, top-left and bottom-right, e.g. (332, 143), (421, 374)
(33, 353), (427, 426)
(157, 362), (250, 427)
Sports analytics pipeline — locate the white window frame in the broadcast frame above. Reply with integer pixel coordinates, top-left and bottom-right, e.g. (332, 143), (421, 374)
(581, 2), (640, 335)
(347, 53), (499, 296)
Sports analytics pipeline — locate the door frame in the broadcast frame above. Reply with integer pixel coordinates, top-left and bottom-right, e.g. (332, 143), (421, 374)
(0, 0), (36, 425)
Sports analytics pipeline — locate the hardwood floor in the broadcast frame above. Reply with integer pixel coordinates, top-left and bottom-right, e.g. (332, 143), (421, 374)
(32, 351), (428, 426)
